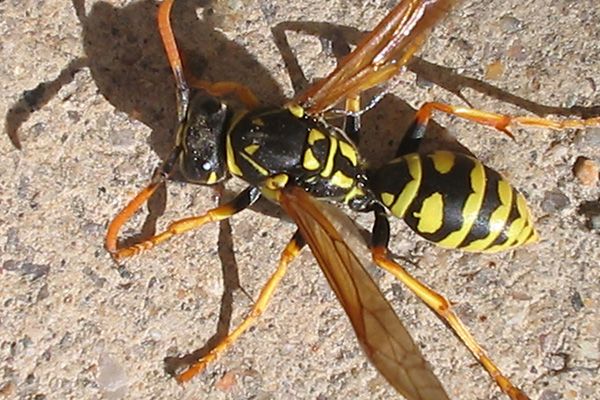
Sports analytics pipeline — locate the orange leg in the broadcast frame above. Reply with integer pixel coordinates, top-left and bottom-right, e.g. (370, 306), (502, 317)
(372, 246), (529, 400)
(176, 231), (305, 383)
(397, 100), (600, 156)
(158, 0), (258, 111)
(157, 0), (189, 122)
(105, 179), (163, 256)
(106, 186), (260, 261)
(416, 101), (600, 138)
(187, 78), (260, 110)
(158, 0), (260, 117)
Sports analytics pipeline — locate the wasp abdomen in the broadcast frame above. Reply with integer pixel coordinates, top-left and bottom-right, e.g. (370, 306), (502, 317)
(369, 150), (538, 252)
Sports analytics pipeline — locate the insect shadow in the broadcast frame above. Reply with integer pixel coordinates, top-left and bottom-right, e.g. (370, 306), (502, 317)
(5, 0), (600, 379)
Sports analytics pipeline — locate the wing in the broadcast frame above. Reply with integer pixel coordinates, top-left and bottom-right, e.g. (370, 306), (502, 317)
(294, 0), (460, 114)
(279, 186), (449, 400)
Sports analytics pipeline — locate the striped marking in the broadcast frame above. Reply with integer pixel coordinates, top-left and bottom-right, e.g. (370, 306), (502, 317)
(225, 111), (249, 177)
(308, 128), (326, 145)
(381, 192), (395, 208)
(372, 151), (538, 253)
(486, 192), (532, 252)
(414, 193), (444, 233)
(462, 178), (513, 251)
(514, 194), (536, 246)
(429, 151), (455, 174)
(437, 159), (486, 248)
(226, 134), (242, 176)
(330, 170), (354, 189)
(239, 152), (269, 176)
(244, 144), (260, 155)
(343, 186), (365, 204)
(302, 148), (320, 170)
(287, 103), (304, 118)
(338, 141), (358, 166)
(390, 154), (422, 218)
(206, 172), (218, 185)
(320, 137), (338, 178)
(265, 174), (289, 191)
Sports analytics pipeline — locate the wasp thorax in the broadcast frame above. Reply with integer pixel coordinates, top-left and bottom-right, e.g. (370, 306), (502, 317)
(178, 92), (230, 185)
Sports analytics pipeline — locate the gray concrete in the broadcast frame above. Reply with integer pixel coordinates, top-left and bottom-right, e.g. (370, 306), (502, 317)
(1, 0), (599, 399)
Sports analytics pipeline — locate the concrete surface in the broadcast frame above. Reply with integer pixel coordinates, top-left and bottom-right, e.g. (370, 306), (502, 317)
(1, 0), (599, 399)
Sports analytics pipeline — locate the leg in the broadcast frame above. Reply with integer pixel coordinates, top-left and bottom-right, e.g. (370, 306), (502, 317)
(158, 1), (259, 112)
(343, 95), (361, 144)
(396, 101), (600, 156)
(105, 145), (181, 256)
(107, 186), (261, 261)
(370, 206), (529, 400)
(157, 0), (189, 122)
(187, 78), (260, 110)
(176, 230), (306, 383)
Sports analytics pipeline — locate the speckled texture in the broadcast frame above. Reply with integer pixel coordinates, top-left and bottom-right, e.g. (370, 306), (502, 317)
(1, 1), (599, 399)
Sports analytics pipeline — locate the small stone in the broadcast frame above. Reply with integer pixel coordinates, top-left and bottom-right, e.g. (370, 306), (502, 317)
(499, 15), (523, 33)
(573, 156), (599, 186)
(215, 371), (237, 392)
(21, 263), (50, 281)
(574, 127), (600, 147)
(0, 381), (16, 396)
(97, 355), (128, 399)
(570, 290), (584, 312)
(590, 214), (600, 231)
(539, 389), (562, 400)
(544, 352), (568, 371)
(4, 228), (19, 252)
(485, 60), (504, 80)
(36, 284), (50, 302)
(541, 190), (570, 213)
(2, 260), (19, 272)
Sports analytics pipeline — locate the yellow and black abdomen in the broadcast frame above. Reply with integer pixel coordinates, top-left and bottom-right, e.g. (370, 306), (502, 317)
(368, 150), (538, 252)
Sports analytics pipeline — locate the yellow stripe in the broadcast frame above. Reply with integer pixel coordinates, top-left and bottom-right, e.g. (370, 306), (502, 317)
(413, 193), (444, 233)
(381, 192), (395, 207)
(389, 155), (421, 218)
(308, 128), (326, 145)
(302, 148), (320, 170)
(438, 160), (486, 248)
(225, 111), (248, 177)
(265, 174), (289, 190)
(206, 172), (218, 185)
(463, 179), (513, 252)
(343, 186), (365, 204)
(338, 141), (358, 166)
(330, 170), (354, 189)
(320, 137), (338, 178)
(513, 194), (535, 246)
(429, 151), (455, 174)
(287, 103), (304, 118)
(524, 226), (539, 245)
(244, 144), (260, 155)
(486, 194), (530, 252)
(239, 152), (269, 176)
(226, 134), (242, 176)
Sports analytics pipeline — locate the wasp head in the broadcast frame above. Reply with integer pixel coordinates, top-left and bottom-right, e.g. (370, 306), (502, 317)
(176, 91), (229, 185)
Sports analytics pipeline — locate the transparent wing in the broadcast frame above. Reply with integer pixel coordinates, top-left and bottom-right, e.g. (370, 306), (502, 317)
(294, 0), (460, 114)
(279, 186), (449, 400)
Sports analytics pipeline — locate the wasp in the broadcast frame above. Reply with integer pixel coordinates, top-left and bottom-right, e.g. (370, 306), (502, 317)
(105, 1), (599, 399)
